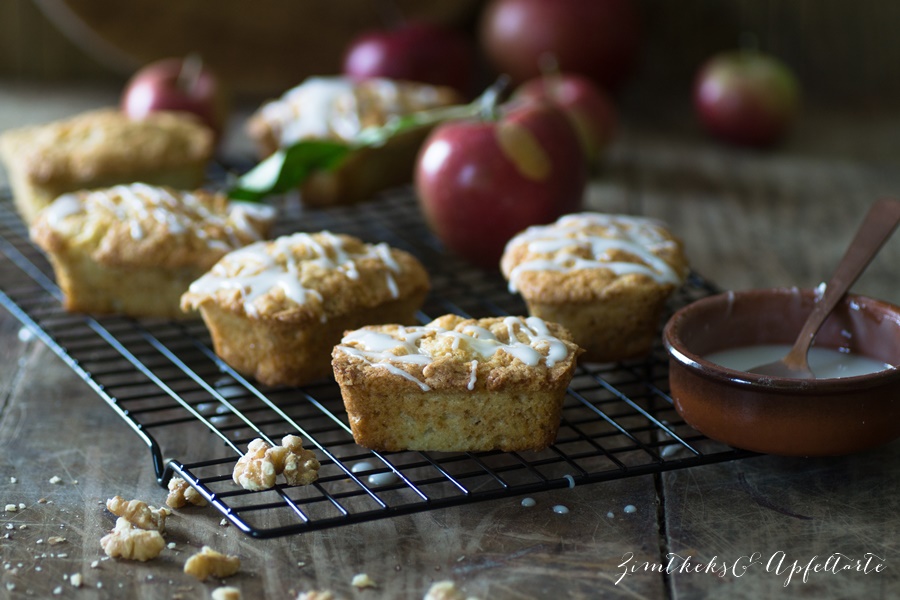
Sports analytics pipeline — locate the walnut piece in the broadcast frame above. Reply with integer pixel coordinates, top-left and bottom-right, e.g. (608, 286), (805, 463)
(106, 496), (169, 532)
(296, 592), (337, 600)
(232, 436), (320, 491)
(212, 586), (242, 600)
(351, 573), (377, 589)
(166, 477), (209, 508)
(184, 545), (240, 581)
(424, 581), (480, 600)
(100, 517), (165, 561)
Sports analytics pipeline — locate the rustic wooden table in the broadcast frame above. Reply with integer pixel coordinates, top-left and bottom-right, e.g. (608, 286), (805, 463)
(0, 83), (898, 599)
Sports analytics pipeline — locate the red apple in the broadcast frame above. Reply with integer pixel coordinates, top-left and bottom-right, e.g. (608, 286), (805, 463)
(415, 102), (586, 269)
(342, 20), (475, 96)
(121, 56), (227, 137)
(513, 73), (617, 162)
(479, 0), (641, 90)
(694, 51), (800, 147)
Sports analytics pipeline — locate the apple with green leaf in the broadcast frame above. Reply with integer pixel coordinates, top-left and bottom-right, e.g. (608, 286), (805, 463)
(415, 100), (586, 269)
(694, 50), (800, 147)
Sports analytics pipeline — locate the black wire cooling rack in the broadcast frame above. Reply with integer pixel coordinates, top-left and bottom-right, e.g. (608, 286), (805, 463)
(0, 187), (755, 538)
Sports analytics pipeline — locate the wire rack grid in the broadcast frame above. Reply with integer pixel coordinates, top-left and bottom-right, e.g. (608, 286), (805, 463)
(0, 187), (755, 538)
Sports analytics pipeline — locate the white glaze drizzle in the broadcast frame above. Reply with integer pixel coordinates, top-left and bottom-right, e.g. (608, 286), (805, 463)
(505, 213), (683, 293)
(334, 316), (573, 392)
(44, 183), (275, 248)
(259, 76), (450, 147)
(186, 232), (403, 319)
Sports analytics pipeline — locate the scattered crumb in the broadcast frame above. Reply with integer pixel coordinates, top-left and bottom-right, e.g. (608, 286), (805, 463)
(9, 477), (16, 484)
(351, 573), (376, 589)
(6, 583), (15, 592)
(5, 504), (17, 512)
(18, 525), (26, 530)
(212, 586), (242, 600)
(18, 503), (24, 510)
(4, 524), (10, 530)
(219, 518), (229, 527)
(90, 560), (100, 569)
(70, 573), (83, 588)
(38, 498), (48, 504)
(49, 476), (63, 485)
(183, 546), (240, 581)
(36, 539), (44, 545)
(57, 553), (68, 558)
(168, 542), (177, 550)
(48, 536), (66, 545)
(52, 586), (63, 595)
(296, 561), (306, 568)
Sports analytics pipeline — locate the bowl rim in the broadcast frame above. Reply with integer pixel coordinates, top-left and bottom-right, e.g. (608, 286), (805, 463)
(662, 287), (900, 393)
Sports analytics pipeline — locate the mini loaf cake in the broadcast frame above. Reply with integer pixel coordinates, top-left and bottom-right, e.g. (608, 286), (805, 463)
(0, 109), (214, 224)
(332, 314), (582, 452)
(500, 213), (689, 363)
(30, 183), (276, 319)
(246, 76), (461, 206)
(181, 232), (430, 387)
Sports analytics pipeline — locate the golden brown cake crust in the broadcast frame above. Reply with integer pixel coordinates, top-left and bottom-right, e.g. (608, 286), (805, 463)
(0, 109), (213, 187)
(500, 213), (689, 362)
(28, 184), (275, 319)
(181, 232), (430, 326)
(332, 315), (582, 452)
(30, 184), (276, 270)
(500, 213), (689, 304)
(181, 232), (430, 386)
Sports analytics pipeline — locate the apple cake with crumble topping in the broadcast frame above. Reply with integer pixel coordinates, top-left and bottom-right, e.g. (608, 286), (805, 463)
(181, 231), (429, 387)
(332, 314), (581, 452)
(0, 109), (214, 224)
(30, 183), (275, 318)
(501, 213), (689, 362)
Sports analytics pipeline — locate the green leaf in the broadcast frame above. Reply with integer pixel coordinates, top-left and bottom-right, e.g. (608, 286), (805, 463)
(226, 79), (508, 202)
(228, 140), (351, 202)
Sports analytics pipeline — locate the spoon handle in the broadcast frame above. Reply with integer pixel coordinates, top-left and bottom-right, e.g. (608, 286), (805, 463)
(784, 199), (900, 369)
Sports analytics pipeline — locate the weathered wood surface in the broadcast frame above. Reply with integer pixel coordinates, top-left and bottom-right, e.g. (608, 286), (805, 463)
(1, 84), (899, 599)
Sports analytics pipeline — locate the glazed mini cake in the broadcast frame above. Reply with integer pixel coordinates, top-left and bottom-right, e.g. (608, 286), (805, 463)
(0, 109), (214, 224)
(29, 183), (276, 319)
(500, 213), (689, 363)
(181, 232), (430, 387)
(332, 315), (582, 452)
(246, 76), (461, 206)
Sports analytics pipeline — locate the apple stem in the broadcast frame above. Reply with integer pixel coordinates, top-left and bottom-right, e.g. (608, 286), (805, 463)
(178, 53), (203, 93)
(479, 75), (510, 121)
(538, 52), (563, 96)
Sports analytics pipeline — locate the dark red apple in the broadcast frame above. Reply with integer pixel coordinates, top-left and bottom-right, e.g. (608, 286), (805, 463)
(514, 73), (617, 162)
(694, 51), (800, 147)
(415, 102), (586, 269)
(342, 20), (475, 96)
(121, 56), (227, 136)
(480, 0), (641, 90)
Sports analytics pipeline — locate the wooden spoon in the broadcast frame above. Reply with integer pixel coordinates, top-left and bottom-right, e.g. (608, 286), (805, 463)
(750, 198), (900, 379)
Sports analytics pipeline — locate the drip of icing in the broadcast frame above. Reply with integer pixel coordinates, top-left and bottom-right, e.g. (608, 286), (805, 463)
(334, 317), (573, 391)
(43, 183), (274, 249)
(505, 213), (683, 293)
(187, 232), (401, 319)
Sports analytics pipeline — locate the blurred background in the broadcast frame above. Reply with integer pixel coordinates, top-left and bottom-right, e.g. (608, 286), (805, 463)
(3, 0), (900, 106)
(1, 0), (899, 164)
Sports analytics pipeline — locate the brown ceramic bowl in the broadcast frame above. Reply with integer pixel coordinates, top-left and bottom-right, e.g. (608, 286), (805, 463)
(663, 288), (900, 456)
